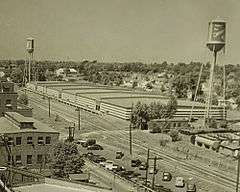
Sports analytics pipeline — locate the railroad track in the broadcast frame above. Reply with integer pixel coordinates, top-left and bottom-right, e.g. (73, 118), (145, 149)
(27, 91), (236, 191)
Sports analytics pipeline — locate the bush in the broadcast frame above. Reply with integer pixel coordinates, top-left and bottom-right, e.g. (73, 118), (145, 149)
(159, 139), (168, 147)
(169, 130), (181, 142)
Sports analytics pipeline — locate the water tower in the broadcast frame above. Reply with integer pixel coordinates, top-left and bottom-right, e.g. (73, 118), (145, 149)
(26, 37), (34, 84)
(205, 19), (226, 120)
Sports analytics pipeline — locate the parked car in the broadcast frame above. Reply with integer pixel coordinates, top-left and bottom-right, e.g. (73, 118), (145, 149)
(82, 142), (88, 148)
(87, 144), (103, 150)
(175, 177), (185, 187)
(119, 170), (134, 178)
(113, 165), (125, 173)
(186, 179), (196, 192)
(98, 156), (106, 162)
(116, 151), (124, 159)
(162, 172), (172, 181)
(75, 139), (87, 145)
(139, 162), (147, 170)
(131, 159), (142, 167)
(106, 163), (118, 171)
(132, 172), (141, 177)
(99, 162), (106, 167)
(86, 139), (96, 146)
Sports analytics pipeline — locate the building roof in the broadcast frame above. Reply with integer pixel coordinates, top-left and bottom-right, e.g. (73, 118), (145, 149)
(69, 173), (89, 181)
(151, 118), (189, 122)
(0, 113), (59, 134)
(220, 142), (240, 150)
(13, 183), (107, 192)
(6, 112), (33, 123)
(13, 178), (111, 192)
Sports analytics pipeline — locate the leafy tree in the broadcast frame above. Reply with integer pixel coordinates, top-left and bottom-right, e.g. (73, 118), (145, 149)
(131, 102), (150, 129)
(131, 97), (177, 129)
(10, 67), (23, 83)
(164, 96), (177, 118)
(18, 94), (29, 105)
(49, 141), (85, 177)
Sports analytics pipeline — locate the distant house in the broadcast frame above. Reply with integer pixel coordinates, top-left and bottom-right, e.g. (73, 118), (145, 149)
(219, 142), (240, 158)
(218, 98), (237, 109)
(55, 68), (78, 81)
(55, 68), (77, 77)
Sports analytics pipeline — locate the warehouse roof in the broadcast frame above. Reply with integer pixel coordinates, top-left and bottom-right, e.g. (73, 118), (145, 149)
(0, 113), (59, 134)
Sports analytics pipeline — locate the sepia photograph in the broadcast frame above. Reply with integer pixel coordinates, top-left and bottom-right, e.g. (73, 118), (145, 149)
(0, 0), (239, 191)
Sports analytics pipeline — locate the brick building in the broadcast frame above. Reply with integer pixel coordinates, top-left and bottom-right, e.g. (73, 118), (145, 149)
(0, 81), (32, 117)
(0, 112), (59, 168)
(0, 81), (59, 168)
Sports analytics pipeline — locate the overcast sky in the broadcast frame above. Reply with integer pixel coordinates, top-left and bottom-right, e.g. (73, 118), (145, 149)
(0, 0), (239, 64)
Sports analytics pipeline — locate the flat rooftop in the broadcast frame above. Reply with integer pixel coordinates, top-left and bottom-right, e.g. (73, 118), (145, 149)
(13, 183), (104, 192)
(13, 178), (111, 192)
(36, 82), (221, 109)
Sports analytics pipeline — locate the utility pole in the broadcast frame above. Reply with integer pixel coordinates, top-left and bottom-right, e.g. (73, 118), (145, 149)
(151, 156), (157, 189)
(129, 120), (132, 156)
(76, 107), (81, 130)
(48, 97), (51, 117)
(145, 149), (150, 192)
(236, 152), (240, 192)
(129, 103), (133, 156)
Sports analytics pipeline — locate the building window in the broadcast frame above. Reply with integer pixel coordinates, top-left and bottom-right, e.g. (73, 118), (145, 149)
(7, 155), (12, 165)
(46, 137), (51, 145)
(16, 137), (21, 145)
(38, 137), (44, 145)
(37, 155), (43, 164)
(16, 155), (22, 165)
(5, 99), (12, 109)
(7, 137), (14, 145)
(27, 137), (33, 144)
(27, 155), (32, 165)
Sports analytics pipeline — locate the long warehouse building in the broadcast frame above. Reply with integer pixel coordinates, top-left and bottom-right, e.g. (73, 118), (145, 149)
(27, 82), (225, 120)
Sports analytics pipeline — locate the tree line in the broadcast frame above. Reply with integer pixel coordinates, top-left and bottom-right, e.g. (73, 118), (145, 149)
(2, 59), (240, 107)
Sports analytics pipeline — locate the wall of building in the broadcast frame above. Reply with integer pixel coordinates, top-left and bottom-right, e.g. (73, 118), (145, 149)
(0, 132), (59, 168)
(0, 93), (18, 116)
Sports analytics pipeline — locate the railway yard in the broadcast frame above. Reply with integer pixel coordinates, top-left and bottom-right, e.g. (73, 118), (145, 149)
(25, 86), (240, 192)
